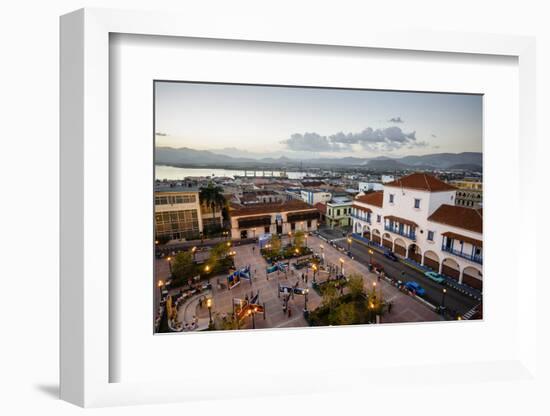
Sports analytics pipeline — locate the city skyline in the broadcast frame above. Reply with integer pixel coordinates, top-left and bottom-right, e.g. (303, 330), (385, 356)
(155, 81), (482, 159)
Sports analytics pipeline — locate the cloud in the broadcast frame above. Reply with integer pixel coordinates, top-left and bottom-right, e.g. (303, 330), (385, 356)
(282, 126), (421, 153)
(388, 117), (404, 123)
(281, 132), (346, 152)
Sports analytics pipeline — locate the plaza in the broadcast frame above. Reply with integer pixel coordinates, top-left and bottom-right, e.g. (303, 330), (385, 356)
(156, 234), (442, 333)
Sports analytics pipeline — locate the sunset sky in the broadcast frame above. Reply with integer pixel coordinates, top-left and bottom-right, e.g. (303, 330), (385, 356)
(155, 81), (482, 159)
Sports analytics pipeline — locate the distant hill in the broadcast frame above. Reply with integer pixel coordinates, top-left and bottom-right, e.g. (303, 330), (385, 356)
(155, 147), (482, 171)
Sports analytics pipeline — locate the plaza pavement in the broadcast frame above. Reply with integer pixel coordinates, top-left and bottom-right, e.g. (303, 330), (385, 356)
(155, 234), (442, 331)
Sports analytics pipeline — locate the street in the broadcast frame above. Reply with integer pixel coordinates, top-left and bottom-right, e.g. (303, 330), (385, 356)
(334, 237), (480, 316)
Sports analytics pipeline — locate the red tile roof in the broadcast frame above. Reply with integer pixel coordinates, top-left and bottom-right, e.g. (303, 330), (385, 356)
(314, 202), (327, 215)
(229, 200), (317, 217)
(355, 191), (383, 208)
(428, 204), (483, 233)
(385, 173), (457, 192)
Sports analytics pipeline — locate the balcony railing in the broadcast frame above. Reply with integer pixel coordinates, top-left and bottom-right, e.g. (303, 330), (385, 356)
(350, 213), (371, 223)
(441, 246), (483, 265)
(384, 225), (416, 240)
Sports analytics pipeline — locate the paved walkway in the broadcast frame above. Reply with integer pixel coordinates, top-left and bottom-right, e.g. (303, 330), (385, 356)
(199, 235), (441, 328)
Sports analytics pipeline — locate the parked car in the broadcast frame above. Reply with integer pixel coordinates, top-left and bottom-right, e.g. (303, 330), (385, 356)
(383, 250), (398, 261)
(424, 271), (446, 284)
(404, 281), (426, 296)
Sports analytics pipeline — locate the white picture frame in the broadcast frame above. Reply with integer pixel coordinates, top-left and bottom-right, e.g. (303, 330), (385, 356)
(60, 7), (538, 408)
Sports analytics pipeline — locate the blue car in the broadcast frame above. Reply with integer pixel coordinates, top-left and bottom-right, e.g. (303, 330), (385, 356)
(383, 250), (398, 261)
(404, 281), (426, 296)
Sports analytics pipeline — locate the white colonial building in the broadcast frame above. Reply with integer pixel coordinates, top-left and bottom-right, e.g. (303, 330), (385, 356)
(351, 173), (483, 290)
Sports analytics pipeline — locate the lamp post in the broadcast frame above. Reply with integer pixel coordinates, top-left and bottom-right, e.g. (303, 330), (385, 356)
(347, 237), (352, 252)
(207, 297), (213, 324)
(320, 244), (325, 264)
(304, 289), (309, 312)
(157, 279), (164, 301)
(312, 264), (317, 284)
(441, 288), (447, 309)
(166, 257), (172, 275)
(339, 258), (345, 276)
(191, 246), (196, 261)
(368, 248), (374, 267)
(305, 234), (308, 248)
(205, 264), (210, 274)
(252, 228), (256, 240)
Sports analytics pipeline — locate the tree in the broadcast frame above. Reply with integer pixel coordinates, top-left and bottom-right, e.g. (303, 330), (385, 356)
(347, 274), (365, 299)
(294, 230), (305, 248)
(199, 183), (226, 232)
(321, 284), (339, 308)
(171, 251), (194, 280)
(332, 303), (357, 325)
(270, 234), (281, 254)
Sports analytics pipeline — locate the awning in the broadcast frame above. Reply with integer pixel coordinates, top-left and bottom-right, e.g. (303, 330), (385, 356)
(237, 215), (272, 228)
(384, 215), (418, 228)
(442, 231), (483, 248)
(352, 204), (372, 213)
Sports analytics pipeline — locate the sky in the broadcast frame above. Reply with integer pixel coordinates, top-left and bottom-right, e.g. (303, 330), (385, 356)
(154, 81), (482, 159)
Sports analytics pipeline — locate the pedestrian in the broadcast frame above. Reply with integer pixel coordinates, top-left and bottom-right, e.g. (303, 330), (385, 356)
(252, 246), (255, 253)
(377, 274), (381, 282)
(288, 307), (292, 317)
(199, 298), (203, 308)
(388, 302), (393, 313)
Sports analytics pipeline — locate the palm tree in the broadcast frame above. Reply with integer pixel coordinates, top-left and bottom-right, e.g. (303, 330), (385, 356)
(199, 183), (225, 233)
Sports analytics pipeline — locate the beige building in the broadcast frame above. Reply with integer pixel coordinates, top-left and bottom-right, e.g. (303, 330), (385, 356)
(155, 183), (203, 241)
(229, 200), (319, 240)
(451, 179), (483, 208)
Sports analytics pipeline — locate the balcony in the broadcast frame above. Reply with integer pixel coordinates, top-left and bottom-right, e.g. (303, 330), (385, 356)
(441, 245), (483, 265)
(384, 225), (416, 240)
(350, 212), (371, 223)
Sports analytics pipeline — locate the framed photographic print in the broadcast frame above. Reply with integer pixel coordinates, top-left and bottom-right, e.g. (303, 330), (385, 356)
(60, 7), (538, 409)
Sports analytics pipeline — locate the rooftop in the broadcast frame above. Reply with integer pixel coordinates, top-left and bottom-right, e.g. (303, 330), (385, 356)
(229, 200), (318, 217)
(428, 204), (482, 234)
(355, 191), (384, 208)
(385, 173), (457, 192)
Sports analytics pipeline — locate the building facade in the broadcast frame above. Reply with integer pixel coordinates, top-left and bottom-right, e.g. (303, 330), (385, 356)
(351, 173), (483, 290)
(229, 200), (320, 240)
(154, 183), (203, 241)
(300, 189), (332, 206)
(326, 196), (353, 228)
(451, 179), (483, 208)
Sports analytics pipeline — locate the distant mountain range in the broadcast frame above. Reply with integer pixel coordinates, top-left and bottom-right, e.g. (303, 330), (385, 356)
(155, 147), (482, 171)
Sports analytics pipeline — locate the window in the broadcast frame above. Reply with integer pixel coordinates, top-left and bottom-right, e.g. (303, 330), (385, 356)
(377, 215), (381, 223)
(337, 209), (341, 216)
(414, 198), (421, 209)
(307, 220), (312, 228)
(264, 226), (270, 233)
(389, 194), (394, 203)
(427, 231), (434, 241)
(291, 222), (295, 231)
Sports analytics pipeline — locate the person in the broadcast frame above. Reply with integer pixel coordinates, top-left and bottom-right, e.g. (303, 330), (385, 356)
(252, 246), (255, 253)
(198, 297), (203, 308)
(388, 302), (392, 313)
(288, 307), (292, 317)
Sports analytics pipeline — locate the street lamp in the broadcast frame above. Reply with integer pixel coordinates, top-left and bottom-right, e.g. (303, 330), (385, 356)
(368, 248), (374, 266)
(347, 237), (352, 252)
(205, 264), (210, 273)
(207, 297), (213, 324)
(166, 257), (172, 275)
(252, 228), (256, 240)
(320, 244), (325, 264)
(312, 264), (317, 283)
(304, 289), (309, 312)
(441, 288), (447, 309)
(157, 279), (164, 300)
(339, 258), (345, 276)
(191, 246), (196, 261)
(305, 234), (308, 248)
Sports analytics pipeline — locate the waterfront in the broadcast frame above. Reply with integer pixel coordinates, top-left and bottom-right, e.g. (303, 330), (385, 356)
(155, 165), (308, 180)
